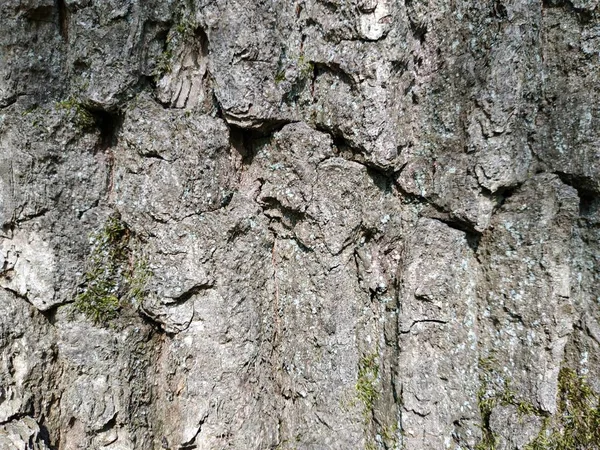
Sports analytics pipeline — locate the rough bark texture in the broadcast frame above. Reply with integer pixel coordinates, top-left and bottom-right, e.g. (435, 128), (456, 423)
(0, 0), (599, 449)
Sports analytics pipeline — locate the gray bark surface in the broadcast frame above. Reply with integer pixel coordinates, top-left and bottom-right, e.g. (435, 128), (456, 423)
(0, 0), (599, 449)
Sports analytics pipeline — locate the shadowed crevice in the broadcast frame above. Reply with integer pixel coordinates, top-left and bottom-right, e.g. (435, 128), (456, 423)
(55, 0), (69, 40)
(88, 109), (123, 150)
(554, 171), (599, 219)
(541, 0), (595, 23)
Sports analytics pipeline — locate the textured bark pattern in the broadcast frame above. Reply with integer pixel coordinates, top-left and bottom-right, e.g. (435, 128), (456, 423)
(0, 0), (599, 449)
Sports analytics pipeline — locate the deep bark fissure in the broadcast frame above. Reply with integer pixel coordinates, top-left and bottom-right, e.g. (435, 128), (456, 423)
(55, 0), (68, 41)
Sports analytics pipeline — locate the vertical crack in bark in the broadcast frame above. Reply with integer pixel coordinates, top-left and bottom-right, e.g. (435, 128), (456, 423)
(55, 0), (68, 41)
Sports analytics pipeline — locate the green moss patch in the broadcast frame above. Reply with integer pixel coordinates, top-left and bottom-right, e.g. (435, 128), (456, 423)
(475, 356), (542, 450)
(357, 353), (380, 416)
(75, 216), (150, 324)
(475, 357), (600, 450)
(525, 368), (600, 450)
(56, 96), (95, 131)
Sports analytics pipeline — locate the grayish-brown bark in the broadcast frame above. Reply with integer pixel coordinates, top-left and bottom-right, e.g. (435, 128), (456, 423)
(0, 0), (599, 448)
